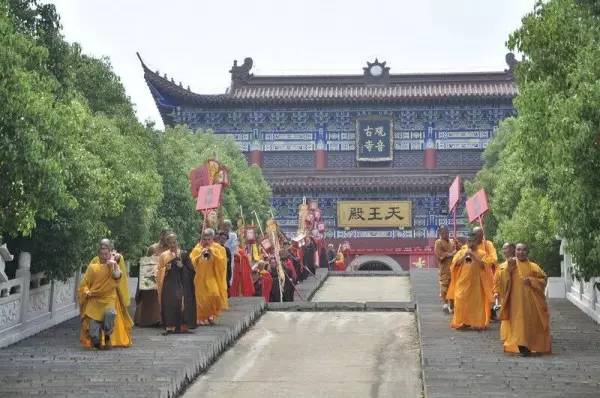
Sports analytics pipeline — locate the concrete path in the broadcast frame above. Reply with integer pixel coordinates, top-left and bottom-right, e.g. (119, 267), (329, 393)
(183, 312), (422, 398)
(411, 268), (600, 398)
(311, 276), (411, 302)
(0, 298), (265, 398)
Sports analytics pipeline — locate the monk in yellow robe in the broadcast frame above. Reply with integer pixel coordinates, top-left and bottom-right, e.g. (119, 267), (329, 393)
(447, 230), (493, 330)
(434, 225), (457, 313)
(494, 242), (516, 338)
(191, 228), (228, 326)
(78, 239), (133, 349)
(495, 243), (551, 356)
(472, 227), (497, 306)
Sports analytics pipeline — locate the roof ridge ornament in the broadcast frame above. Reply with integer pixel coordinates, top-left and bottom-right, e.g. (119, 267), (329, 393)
(363, 59), (390, 84)
(505, 52), (518, 73)
(230, 57), (254, 89)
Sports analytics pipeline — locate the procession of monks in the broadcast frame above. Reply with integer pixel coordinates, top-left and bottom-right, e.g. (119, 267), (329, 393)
(77, 217), (328, 349)
(78, 225), (237, 348)
(78, 218), (551, 357)
(435, 225), (552, 356)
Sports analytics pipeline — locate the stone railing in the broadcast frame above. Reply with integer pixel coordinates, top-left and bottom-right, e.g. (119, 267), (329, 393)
(561, 239), (600, 323)
(0, 252), (81, 348)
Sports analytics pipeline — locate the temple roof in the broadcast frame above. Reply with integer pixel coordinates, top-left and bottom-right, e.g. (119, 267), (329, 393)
(139, 54), (518, 114)
(263, 169), (470, 194)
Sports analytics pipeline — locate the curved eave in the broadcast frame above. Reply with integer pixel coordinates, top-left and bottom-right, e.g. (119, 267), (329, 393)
(140, 57), (517, 112)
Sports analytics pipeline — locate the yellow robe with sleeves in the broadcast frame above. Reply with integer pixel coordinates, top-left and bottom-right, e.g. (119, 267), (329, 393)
(434, 238), (455, 301)
(78, 256), (133, 348)
(447, 244), (494, 330)
(496, 260), (551, 354)
(477, 240), (498, 306)
(191, 242), (228, 321)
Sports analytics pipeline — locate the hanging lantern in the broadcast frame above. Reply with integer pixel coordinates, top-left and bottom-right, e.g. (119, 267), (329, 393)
(219, 166), (230, 187)
(245, 225), (257, 244)
(260, 237), (273, 253)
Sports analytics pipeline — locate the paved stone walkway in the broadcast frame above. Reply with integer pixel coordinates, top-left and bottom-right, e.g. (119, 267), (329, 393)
(0, 269), (327, 398)
(411, 269), (600, 398)
(0, 297), (264, 398)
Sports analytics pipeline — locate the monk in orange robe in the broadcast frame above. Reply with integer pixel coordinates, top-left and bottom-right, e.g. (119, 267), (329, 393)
(472, 227), (497, 306)
(447, 231), (493, 330)
(495, 243), (551, 356)
(494, 242), (516, 333)
(78, 239), (133, 349)
(334, 252), (346, 271)
(434, 225), (457, 313)
(191, 228), (228, 326)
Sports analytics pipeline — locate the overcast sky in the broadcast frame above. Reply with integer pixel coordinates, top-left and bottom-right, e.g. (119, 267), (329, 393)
(48, 0), (537, 130)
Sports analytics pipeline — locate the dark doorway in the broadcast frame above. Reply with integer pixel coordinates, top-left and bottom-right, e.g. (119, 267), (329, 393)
(358, 262), (393, 271)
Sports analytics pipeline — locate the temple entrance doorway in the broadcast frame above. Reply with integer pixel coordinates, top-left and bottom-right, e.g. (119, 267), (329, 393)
(348, 255), (404, 272)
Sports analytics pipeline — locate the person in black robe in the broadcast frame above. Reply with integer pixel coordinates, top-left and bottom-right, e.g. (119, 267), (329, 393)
(252, 269), (262, 297)
(158, 233), (196, 334)
(269, 264), (282, 302)
(302, 237), (317, 275)
(218, 231), (232, 291)
(326, 243), (336, 271)
(134, 229), (170, 327)
(282, 264), (295, 302)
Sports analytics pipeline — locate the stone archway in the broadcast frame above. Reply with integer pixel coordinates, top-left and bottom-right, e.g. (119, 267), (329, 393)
(348, 255), (404, 272)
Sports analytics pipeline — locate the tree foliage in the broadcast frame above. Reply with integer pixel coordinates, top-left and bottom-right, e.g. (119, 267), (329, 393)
(469, 0), (600, 277)
(0, 0), (271, 278)
(151, 126), (271, 250)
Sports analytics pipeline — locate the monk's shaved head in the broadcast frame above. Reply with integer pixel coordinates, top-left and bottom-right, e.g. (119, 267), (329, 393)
(516, 243), (528, 260)
(472, 227), (484, 244)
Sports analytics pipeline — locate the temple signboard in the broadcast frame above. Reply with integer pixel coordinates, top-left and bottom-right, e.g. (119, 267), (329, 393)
(337, 201), (411, 228)
(356, 117), (393, 162)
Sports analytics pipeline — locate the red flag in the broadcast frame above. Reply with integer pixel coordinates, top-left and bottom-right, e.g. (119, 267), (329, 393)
(465, 189), (489, 223)
(196, 184), (222, 211)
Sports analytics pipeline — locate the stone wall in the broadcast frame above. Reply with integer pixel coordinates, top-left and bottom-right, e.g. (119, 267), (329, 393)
(0, 252), (81, 348)
(561, 239), (600, 323)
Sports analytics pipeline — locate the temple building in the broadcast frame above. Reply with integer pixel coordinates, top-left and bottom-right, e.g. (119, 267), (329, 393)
(139, 54), (517, 270)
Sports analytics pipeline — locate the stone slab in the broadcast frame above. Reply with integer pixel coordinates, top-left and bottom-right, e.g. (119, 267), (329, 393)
(0, 297), (265, 398)
(411, 268), (600, 398)
(311, 276), (411, 302)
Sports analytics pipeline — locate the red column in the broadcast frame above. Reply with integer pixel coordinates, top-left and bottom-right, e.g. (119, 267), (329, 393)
(250, 149), (262, 167)
(315, 149), (327, 170)
(424, 147), (436, 169)
(424, 126), (436, 169)
(249, 140), (262, 167)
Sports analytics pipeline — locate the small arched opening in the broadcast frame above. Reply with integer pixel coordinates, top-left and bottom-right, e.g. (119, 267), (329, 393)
(358, 261), (393, 271)
(348, 255), (404, 272)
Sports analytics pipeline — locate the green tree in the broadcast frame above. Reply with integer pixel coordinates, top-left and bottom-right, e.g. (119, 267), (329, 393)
(470, 0), (600, 277)
(1, 0), (271, 279)
(152, 126), (271, 250)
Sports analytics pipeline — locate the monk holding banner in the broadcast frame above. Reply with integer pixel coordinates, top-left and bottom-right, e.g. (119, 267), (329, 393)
(447, 230), (493, 330)
(191, 228), (228, 326)
(495, 243), (551, 356)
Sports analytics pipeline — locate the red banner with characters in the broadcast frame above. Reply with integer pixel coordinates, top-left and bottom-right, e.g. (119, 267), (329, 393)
(196, 184), (222, 211)
(466, 189), (489, 223)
